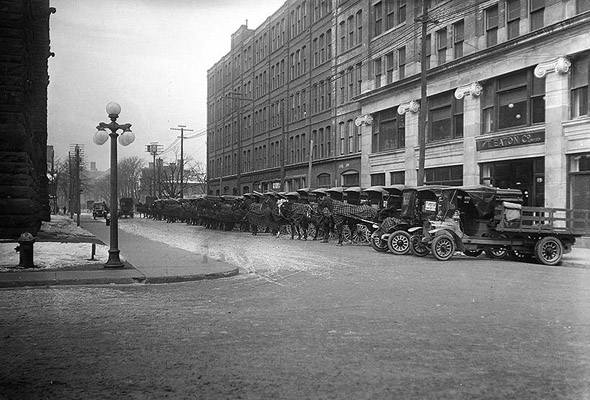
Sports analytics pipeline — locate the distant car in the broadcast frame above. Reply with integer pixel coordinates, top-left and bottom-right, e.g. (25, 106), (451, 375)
(92, 203), (107, 219)
(119, 197), (134, 218)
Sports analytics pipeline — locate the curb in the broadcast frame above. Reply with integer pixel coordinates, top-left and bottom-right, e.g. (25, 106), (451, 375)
(143, 267), (240, 284)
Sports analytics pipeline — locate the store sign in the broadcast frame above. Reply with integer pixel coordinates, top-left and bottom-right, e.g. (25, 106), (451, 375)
(476, 131), (544, 151)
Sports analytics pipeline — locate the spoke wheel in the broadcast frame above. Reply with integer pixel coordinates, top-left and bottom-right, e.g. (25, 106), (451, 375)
(464, 250), (483, 257)
(409, 232), (429, 257)
(431, 234), (456, 261)
(387, 230), (411, 255)
(485, 248), (508, 259)
(534, 236), (563, 266)
(370, 232), (389, 252)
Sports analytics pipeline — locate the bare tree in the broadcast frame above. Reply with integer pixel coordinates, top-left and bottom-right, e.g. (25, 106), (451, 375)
(118, 156), (145, 200)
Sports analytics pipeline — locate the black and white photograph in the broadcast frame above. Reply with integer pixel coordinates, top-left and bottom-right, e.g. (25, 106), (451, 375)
(1, 0), (590, 398)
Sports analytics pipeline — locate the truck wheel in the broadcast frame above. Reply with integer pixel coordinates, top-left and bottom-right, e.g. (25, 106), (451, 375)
(485, 248), (508, 259)
(387, 230), (411, 255)
(534, 236), (563, 266)
(410, 233), (429, 257)
(464, 250), (483, 257)
(431, 234), (455, 261)
(370, 232), (389, 252)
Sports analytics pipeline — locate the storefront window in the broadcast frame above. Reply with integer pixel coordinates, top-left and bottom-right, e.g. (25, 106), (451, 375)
(371, 173), (385, 186)
(390, 171), (405, 185)
(425, 165), (463, 186)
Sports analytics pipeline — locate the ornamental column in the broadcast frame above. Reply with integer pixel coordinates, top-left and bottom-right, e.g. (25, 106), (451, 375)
(535, 56), (570, 208)
(398, 101), (420, 186)
(455, 82), (483, 186)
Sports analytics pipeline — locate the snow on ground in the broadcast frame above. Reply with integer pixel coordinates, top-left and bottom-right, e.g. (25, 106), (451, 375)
(117, 217), (339, 276)
(0, 215), (111, 272)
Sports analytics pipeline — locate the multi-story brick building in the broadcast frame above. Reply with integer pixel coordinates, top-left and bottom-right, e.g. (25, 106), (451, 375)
(207, 0), (590, 211)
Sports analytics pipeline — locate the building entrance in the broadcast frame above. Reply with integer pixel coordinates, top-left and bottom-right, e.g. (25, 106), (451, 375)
(482, 157), (544, 206)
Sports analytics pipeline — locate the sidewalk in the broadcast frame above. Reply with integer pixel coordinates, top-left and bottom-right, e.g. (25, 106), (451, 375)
(0, 217), (239, 288)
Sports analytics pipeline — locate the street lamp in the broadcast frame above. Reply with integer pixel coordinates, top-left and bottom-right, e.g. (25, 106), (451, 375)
(93, 102), (135, 269)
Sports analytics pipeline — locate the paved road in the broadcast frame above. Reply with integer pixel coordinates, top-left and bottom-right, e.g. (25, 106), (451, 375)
(1, 219), (589, 399)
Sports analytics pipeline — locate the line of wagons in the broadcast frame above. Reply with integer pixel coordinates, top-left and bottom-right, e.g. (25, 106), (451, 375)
(138, 184), (590, 266)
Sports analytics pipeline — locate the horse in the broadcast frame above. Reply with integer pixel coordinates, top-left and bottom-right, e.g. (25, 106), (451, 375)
(277, 199), (313, 240)
(317, 197), (378, 245)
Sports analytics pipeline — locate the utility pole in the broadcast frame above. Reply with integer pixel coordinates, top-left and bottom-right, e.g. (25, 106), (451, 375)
(170, 125), (193, 199)
(146, 142), (163, 197)
(416, 0), (437, 186)
(69, 144), (84, 226)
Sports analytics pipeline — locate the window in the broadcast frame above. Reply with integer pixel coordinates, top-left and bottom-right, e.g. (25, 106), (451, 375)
(339, 122), (345, 154)
(390, 171), (405, 185)
(318, 173), (331, 187)
(348, 15), (354, 49)
(398, 46), (406, 79)
(374, 1), (383, 37)
(340, 21), (346, 53)
(425, 165), (463, 186)
(398, 0), (406, 24)
(437, 28), (447, 65)
(374, 58), (382, 88)
(572, 54), (589, 118)
(578, 0), (590, 13)
(486, 5), (499, 47)
(482, 68), (546, 133)
(342, 171), (359, 187)
(347, 120), (354, 153)
(530, 0), (545, 31)
(425, 34), (431, 69)
(386, 51), (395, 84)
(356, 63), (362, 96)
(372, 107), (405, 152)
(428, 91), (463, 142)
(371, 173), (386, 186)
(507, 0), (520, 39)
(386, 0), (395, 30)
(453, 20), (464, 58)
(356, 10), (363, 45)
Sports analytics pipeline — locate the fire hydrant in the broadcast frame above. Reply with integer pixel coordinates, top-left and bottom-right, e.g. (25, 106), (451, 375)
(15, 232), (36, 268)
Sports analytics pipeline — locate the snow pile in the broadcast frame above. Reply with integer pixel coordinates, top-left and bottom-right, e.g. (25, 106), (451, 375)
(0, 215), (110, 271)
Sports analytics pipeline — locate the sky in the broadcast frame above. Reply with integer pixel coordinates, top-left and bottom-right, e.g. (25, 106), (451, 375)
(48, 0), (284, 171)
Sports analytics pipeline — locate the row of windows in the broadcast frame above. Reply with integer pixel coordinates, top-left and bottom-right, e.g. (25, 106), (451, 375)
(311, 29), (332, 68)
(339, 10), (363, 53)
(338, 120), (362, 155)
(338, 64), (362, 104)
(372, 0), (407, 38)
(373, 46), (406, 88)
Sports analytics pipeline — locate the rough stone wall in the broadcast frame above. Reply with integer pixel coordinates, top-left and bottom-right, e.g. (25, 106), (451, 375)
(0, 0), (51, 239)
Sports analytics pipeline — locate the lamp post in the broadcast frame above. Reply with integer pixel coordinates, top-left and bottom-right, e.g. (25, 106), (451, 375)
(93, 102), (135, 269)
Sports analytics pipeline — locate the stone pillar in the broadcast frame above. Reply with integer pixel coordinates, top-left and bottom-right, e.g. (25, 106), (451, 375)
(535, 57), (570, 209)
(456, 82), (483, 186)
(398, 101), (420, 186)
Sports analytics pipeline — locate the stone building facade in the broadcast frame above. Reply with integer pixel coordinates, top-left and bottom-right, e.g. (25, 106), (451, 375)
(207, 0), (590, 210)
(0, 0), (53, 239)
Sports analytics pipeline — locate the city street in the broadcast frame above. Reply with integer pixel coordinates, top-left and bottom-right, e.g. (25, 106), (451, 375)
(1, 217), (590, 399)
